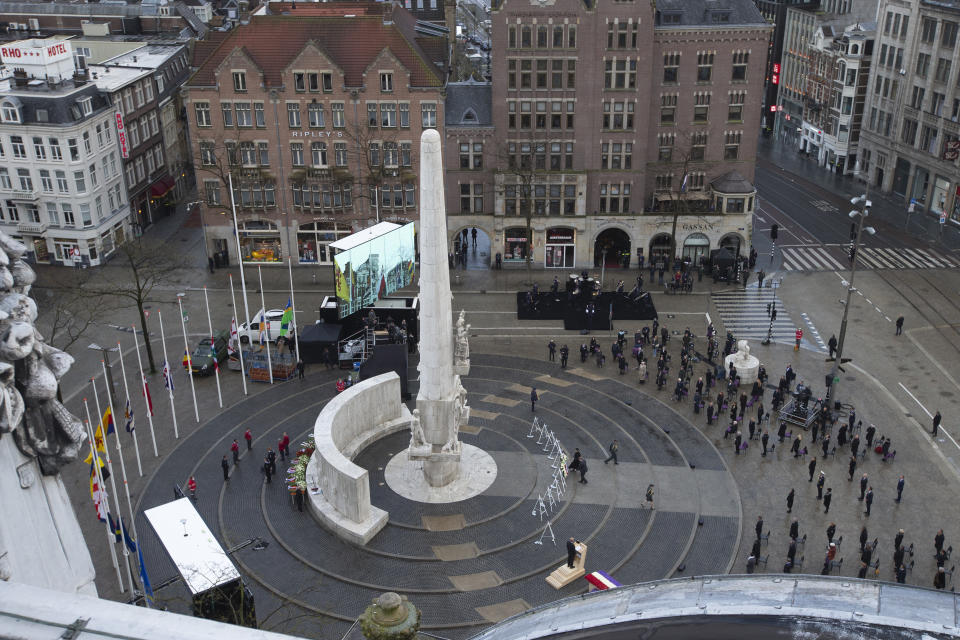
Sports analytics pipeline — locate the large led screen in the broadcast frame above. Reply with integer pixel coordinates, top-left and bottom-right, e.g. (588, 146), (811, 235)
(334, 222), (416, 318)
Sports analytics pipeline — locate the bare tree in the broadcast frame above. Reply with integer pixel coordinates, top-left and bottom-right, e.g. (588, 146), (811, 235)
(83, 239), (181, 373)
(33, 269), (117, 353)
(655, 128), (713, 261)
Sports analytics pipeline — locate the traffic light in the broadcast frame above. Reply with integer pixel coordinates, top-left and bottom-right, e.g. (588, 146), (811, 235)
(770, 223), (779, 241)
(766, 302), (772, 316)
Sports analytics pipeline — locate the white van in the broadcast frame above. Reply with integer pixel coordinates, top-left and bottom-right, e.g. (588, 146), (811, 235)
(237, 308), (293, 344)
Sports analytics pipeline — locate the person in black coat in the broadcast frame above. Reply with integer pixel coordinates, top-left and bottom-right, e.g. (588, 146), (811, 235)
(786, 488), (795, 513)
(789, 519), (799, 540)
(262, 457), (272, 483)
(294, 487), (305, 512)
(221, 455), (230, 481)
(566, 538), (579, 568)
(578, 457), (588, 484)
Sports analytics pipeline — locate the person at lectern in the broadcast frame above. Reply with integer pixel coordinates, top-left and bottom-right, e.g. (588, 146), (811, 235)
(566, 537), (581, 569)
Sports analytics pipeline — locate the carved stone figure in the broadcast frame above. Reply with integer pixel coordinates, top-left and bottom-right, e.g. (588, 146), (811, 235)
(735, 340), (751, 365)
(454, 310), (470, 363)
(0, 232), (95, 594)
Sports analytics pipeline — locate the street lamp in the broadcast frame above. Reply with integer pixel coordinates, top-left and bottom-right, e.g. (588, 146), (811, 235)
(826, 194), (875, 407)
(761, 277), (782, 345)
(88, 342), (120, 408)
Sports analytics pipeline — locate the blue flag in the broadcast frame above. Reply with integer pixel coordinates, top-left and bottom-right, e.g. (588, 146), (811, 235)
(138, 544), (154, 605)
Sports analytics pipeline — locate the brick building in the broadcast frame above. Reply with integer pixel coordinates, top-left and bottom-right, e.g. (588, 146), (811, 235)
(185, 1), (447, 266)
(445, 0), (771, 270)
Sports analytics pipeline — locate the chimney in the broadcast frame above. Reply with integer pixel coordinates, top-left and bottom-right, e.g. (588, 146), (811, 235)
(383, 0), (394, 25)
(445, 0), (456, 49)
(13, 68), (28, 88)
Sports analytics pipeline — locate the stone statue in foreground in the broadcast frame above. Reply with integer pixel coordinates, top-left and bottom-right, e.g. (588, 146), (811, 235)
(0, 232), (95, 593)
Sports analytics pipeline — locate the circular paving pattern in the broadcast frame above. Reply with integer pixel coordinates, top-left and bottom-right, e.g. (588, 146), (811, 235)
(134, 353), (741, 639)
(384, 443), (499, 503)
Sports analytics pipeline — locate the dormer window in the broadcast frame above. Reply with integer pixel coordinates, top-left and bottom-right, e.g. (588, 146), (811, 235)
(78, 97), (93, 116)
(710, 10), (730, 23)
(1, 101), (20, 123)
(461, 109), (477, 124)
(661, 11), (682, 24)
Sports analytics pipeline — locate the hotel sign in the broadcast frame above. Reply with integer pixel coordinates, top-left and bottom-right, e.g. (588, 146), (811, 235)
(115, 111), (129, 159)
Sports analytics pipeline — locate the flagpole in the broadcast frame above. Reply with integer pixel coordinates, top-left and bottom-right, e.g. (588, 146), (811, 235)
(89, 387), (134, 594)
(132, 327), (159, 457)
(177, 296), (201, 423)
(287, 256), (300, 363)
(83, 406), (124, 593)
(229, 274), (248, 396)
(229, 171), (252, 336)
(102, 360), (139, 543)
(258, 265), (274, 384)
(116, 342), (143, 476)
(203, 287), (223, 407)
(156, 310), (180, 438)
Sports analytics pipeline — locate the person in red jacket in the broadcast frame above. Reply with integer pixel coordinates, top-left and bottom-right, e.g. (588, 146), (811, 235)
(244, 428), (253, 451)
(795, 328), (803, 351)
(230, 439), (240, 464)
(187, 476), (197, 500)
(336, 379), (346, 393)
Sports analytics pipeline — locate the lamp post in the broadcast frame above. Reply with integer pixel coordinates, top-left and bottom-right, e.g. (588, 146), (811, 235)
(88, 342), (120, 408)
(826, 194), (875, 406)
(761, 278), (781, 346)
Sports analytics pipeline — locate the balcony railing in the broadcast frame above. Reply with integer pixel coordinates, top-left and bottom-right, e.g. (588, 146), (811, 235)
(8, 188), (39, 202)
(17, 221), (46, 234)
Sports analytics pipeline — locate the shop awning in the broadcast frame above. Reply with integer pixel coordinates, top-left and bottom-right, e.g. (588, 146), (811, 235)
(149, 176), (176, 198)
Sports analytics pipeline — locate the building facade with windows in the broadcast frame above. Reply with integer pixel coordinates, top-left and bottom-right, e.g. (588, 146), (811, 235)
(449, 0), (771, 270)
(0, 38), (131, 266)
(799, 22), (875, 174)
(88, 43), (192, 233)
(185, 2), (447, 265)
(858, 0), (960, 223)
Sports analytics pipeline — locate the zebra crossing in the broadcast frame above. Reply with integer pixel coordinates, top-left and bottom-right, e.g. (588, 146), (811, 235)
(711, 289), (798, 345)
(781, 245), (958, 271)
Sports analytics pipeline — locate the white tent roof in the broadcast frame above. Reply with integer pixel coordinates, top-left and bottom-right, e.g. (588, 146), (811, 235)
(329, 222), (401, 252)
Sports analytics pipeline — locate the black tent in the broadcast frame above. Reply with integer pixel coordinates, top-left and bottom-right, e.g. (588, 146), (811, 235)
(298, 323), (342, 363)
(709, 247), (737, 283)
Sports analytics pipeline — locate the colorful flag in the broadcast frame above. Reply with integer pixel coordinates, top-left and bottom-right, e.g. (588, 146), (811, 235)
(209, 337), (219, 372)
(124, 399), (134, 433)
(142, 375), (154, 416)
(119, 516), (137, 554)
(108, 512), (122, 542)
(89, 469), (108, 522)
(228, 317), (238, 356)
(182, 349), (191, 370)
(83, 410), (112, 464)
(280, 298), (293, 337)
(163, 360), (175, 391)
(138, 543), (154, 605)
(258, 310), (266, 345)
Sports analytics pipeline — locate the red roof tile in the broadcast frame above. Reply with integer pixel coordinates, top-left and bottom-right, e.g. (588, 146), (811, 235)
(188, 4), (445, 88)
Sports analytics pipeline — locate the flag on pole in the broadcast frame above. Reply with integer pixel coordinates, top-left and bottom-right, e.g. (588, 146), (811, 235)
(119, 516), (137, 554)
(142, 375), (154, 416)
(83, 410), (113, 464)
(108, 512), (122, 542)
(228, 317), (238, 356)
(138, 543), (154, 605)
(182, 349), (192, 370)
(124, 399), (134, 433)
(280, 298), (293, 337)
(258, 310), (266, 345)
(163, 360), (175, 391)
(90, 470), (109, 522)
(209, 336), (219, 372)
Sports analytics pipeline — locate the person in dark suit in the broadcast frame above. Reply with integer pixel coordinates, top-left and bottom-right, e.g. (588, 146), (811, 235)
(221, 455), (230, 481)
(578, 457), (588, 484)
(531, 387), (539, 412)
(566, 537), (579, 568)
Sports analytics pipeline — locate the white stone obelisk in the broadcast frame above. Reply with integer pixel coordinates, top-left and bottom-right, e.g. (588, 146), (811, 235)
(408, 129), (469, 487)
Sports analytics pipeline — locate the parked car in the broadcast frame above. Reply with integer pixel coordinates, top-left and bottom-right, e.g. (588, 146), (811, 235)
(189, 331), (229, 376)
(237, 308), (294, 344)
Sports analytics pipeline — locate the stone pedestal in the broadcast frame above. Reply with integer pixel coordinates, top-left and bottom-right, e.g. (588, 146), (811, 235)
(724, 339), (760, 385)
(360, 592), (420, 640)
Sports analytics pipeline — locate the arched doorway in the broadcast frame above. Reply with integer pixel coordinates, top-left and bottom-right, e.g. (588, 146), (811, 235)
(682, 233), (710, 266)
(594, 228), (631, 268)
(649, 233), (673, 266)
(452, 225), (492, 270)
(719, 233), (743, 257)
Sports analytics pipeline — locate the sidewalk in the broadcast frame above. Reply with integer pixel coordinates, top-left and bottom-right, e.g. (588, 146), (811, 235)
(757, 137), (960, 253)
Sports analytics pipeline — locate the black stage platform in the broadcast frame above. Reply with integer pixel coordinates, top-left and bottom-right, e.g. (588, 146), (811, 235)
(517, 288), (657, 330)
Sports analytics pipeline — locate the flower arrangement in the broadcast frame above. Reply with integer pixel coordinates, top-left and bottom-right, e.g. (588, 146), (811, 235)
(286, 436), (316, 494)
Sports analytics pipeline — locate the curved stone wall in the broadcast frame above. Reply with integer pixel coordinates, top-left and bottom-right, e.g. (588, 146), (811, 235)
(306, 372), (410, 545)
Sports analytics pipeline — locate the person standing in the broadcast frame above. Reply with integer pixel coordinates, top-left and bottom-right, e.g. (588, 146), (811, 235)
(262, 456), (272, 483)
(761, 431), (769, 456)
(231, 439), (240, 465)
(932, 410), (941, 436)
(531, 386), (539, 412)
(279, 432), (290, 461)
(864, 487), (874, 516)
(791, 435), (802, 458)
(548, 340), (557, 362)
(895, 316), (904, 336)
(221, 455), (230, 481)
(859, 526), (869, 551)
(786, 488), (795, 513)
(828, 335), (837, 359)
(187, 476), (197, 500)
(244, 428), (253, 451)
(267, 448), (277, 478)
(755, 516), (764, 540)
(794, 327), (803, 351)
(808, 457), (817, 482)
(826, 522), (837, 543)
(294, 487), (305, 512)
(848, 455), (857, 481)
(823, 487), (833, 513)
(816, 472), (825, 500)
(734, 431), (742, 455)
(859, 473), (869, 500)
(578, 457), (588, 484)
(896, 475), (905, 502)
(559, 344), (569, 368)
(935, 529), (945, 553)
(789, 519), (799, 540)
(895, 529), (905, 551)
(297, 358), (305, 380)
(645, 485), (655, 509)
(566, 537), (579, 568)
(934, 567), (946, 590)
(604, 440), (620, 465)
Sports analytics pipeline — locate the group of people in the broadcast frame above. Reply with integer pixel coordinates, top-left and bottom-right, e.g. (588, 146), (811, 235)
(219, 429), (292, 486)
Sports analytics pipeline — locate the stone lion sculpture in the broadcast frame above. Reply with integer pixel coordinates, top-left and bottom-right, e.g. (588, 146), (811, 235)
(0, 231), (93, 593)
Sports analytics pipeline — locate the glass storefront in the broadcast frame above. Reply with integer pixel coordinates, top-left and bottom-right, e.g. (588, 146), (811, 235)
(682, 233), (710, 264)
(649, 234), (672, 264)
(544, 228), (575, 269)
(297, 222), (350, 265)
(910, 166), (930, 206)
(931, 175), (951, 218)
(239, 221), (282, 263)
(504, 227), (529, 262)
(30, 238), (49, 262)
